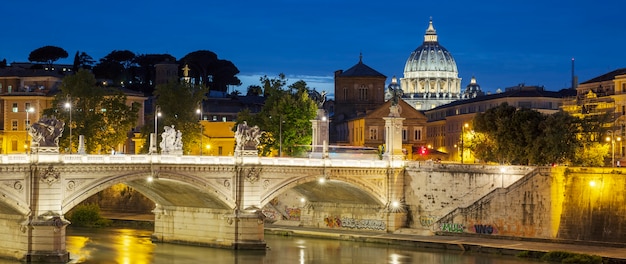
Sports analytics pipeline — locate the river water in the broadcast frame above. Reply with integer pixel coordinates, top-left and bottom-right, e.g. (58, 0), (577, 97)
(0, 227), (542, 263)
(68, 227), (544, 264)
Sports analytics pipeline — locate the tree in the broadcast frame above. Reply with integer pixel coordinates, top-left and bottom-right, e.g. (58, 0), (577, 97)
(28, 45), (68, 69)
(235, 74), (317, 157)
(246, 85), (263, 96)
(130, 53), (176, 94)
(72, 51), (95, 71)
(43, 69), (140, 154)
(149, 80), (209, 154)
(180, 50), (241, 93)
(472, 103), (582, 165)
(92, 50), (137, 86)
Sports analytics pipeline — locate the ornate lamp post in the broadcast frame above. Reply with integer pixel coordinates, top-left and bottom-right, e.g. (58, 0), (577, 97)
(25, 106), (34, 153)
(64, 96), (72, 154)
(196, 106), (203, 156)
(153, 105), (161, 154)
(279, 116), (283, 157)
(461, 123), (469, 163)
(606, 130), (621, 167)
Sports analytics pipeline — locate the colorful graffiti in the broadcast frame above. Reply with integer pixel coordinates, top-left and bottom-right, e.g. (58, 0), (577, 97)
(419, 215), (437, 227)
(323, 216), (386, 230)
(262, 209), (278, 221)
(342, 218), (386, 230)
(324, 216), (342, 228)
(286, 208), (301, 221)
(472, 224), (497, 235)
(440, 223), (464, 233)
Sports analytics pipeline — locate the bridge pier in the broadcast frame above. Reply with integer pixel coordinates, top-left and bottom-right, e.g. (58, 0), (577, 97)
(25, 216), (70, 263)
(151, 205), (265, 249)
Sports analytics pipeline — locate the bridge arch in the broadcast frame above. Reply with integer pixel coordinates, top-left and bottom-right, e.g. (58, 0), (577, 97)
(62, 170), (235, 214)
(260, 172), (387, 208)
(0, 187), (30, 216)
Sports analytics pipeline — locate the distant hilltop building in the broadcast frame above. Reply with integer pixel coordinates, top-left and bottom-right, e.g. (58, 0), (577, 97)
(398, 19), (483, 110)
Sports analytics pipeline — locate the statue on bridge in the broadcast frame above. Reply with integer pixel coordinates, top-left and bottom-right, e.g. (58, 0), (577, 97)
(28, 116), (65, 151)
(235, 121), (262, 156)
(160, 125), (183, 155)
(309, 90), (327, 109)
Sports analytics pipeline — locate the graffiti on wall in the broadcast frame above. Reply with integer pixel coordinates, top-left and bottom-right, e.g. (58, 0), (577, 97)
(324, 216), (342, 228)
(324, 216), (386, 230)
(472, 224), (498, 235)
(286, 207), (301, 221)
(262, 209), (278, 221)
(440, 223), (464, 233)
(419, 215), (438, 227)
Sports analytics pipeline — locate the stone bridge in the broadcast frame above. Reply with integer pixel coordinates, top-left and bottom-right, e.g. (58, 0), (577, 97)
(0, 153), (406, 262)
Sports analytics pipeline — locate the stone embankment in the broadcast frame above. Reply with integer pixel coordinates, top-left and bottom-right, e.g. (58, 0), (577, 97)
(265, 224), (626, 263)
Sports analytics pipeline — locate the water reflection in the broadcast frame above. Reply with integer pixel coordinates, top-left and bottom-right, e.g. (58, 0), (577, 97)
(61, 227), (538, 264)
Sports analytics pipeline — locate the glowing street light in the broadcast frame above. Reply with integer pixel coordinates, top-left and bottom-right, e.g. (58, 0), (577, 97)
(64, 96), (72, 154)
(606, 130), (621, 167)
(197, 106), (203, 156)
(25, 106), (34, 153)
(153, 105), (161, 154)
(461, 123), (469, 164)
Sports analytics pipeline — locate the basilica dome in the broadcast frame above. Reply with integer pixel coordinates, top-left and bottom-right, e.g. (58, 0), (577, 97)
(400, 19), (462, 110)
(404, 19), (458, 77)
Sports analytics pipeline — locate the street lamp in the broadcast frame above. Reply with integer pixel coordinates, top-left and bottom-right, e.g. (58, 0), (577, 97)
(461, 123), (469, 164)
(606, 130), (621, 167)
(64, 97), (72, 154)
(196, 106), (203, 156)
(153, 105), (161, 154)
(270, 115), (285, 157)
(25, 106), (34, 153)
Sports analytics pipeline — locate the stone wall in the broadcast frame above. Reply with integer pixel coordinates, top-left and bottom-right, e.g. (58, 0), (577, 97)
(404, 163), (530, 232)
(0, 214), (28, 261)
(556, 167), (626, 242)
(152, 206), (264, 249)
(430, 166), (626, 243)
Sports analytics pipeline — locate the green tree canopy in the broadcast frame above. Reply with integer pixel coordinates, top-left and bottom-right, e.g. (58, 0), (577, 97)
(28, 45), (69, 68)
(43, 69), (140, 153)
(149, 80), (209, 154)
(236, 74), (317, 157)
(471, 103), (583, 165)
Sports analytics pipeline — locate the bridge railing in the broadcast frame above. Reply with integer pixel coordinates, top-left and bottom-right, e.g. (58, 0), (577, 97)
(1, 154), (396, 168)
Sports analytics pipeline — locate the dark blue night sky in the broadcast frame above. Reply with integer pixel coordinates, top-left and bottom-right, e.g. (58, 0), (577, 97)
(2, 0), (625, 95)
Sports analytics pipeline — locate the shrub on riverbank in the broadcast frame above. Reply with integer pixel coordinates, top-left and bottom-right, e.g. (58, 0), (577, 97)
(517, 250), (602, 264)
(66, 203), (112, 227)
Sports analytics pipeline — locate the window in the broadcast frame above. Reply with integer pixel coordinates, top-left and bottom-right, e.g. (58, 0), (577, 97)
(218, 146), (223, 155)
(12, 120), (18, 131)
(11, 140), (17, 151)
(414, 127), (422, 140)
(12, 103), (18, 113)
(25, 102), (31, 111)
(8, 85), (12, 93)
(402, 127), (408, 141)
(212, 115), (217, 121)
(24, 119), (30, 130)
(343, 87), (348, 100)
(358, 85), (368, 101)
(369, 127), (378, 140)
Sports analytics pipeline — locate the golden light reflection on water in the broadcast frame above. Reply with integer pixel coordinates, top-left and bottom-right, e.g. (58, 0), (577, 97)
(67, 228), (155, 264)
(66, 236), (90, 263)
(114, 228), (154, 264)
